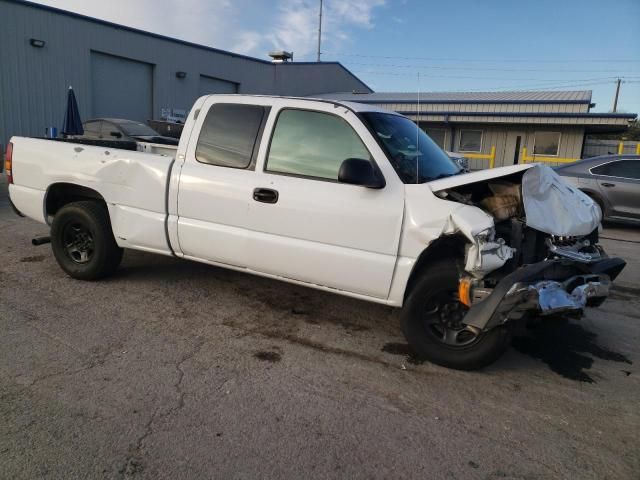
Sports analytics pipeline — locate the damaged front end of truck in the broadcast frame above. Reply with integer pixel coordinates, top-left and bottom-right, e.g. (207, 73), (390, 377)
(426, 164), (626, 332)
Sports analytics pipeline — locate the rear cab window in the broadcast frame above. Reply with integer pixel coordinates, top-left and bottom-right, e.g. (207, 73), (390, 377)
(196, 103), (269, 169)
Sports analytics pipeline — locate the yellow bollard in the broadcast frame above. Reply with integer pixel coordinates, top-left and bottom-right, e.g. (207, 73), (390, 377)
(636, 143), (640, 155)
(618, 142), (624, 155)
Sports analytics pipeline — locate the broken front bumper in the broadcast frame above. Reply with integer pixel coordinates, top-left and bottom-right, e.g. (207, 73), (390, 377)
(462, 257), (626, 330)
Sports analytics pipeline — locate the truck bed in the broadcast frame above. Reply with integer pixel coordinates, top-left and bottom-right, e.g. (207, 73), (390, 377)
(9, 137), (175, 255)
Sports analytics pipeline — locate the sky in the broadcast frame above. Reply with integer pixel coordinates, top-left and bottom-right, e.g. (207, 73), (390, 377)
(32, 0), (640, 114)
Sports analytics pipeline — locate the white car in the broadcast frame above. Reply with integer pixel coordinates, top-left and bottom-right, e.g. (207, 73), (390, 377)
(5, 95), (624, 370)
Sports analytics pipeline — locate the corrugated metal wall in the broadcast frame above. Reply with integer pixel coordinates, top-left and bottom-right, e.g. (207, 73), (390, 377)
(0, 0), (370, 146)
(455, 125), (585, 169)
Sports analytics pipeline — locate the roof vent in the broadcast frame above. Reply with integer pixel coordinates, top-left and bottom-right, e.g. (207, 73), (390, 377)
(269, 50), (293, 63)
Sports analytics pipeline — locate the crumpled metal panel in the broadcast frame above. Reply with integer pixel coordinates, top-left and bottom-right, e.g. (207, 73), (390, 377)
(522, 165), (601, 237)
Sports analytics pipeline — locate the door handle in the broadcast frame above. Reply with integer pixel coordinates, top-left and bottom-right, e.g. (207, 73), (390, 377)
(601, 182), (616, 188)
(253, 188), (279, 204)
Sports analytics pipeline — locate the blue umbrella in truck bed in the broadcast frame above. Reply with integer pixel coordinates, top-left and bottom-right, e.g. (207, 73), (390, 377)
(61, 86), (84, 136)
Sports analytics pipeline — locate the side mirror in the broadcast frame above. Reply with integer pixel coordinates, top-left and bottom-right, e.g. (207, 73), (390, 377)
(338, 158), (385, 189)
(110, 131), (122, 138)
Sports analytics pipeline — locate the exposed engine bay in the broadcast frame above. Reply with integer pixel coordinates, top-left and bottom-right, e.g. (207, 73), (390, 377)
(431, 164), (621, 327)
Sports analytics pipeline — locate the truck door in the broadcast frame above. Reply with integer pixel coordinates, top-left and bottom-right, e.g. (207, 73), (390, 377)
(175, 100), (270, 267)
(246, 105), (404, 299)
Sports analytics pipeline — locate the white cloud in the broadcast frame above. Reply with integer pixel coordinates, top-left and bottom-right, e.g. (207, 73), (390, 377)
(268, 0), (385, 58)
(31, 0), (385, 59)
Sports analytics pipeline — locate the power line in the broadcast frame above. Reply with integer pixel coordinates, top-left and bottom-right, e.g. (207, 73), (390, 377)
(340, 60), (640, 75)
(350, 73), (618, 91)
(324, 51), (640, 64)
(349, 70), (625, 82)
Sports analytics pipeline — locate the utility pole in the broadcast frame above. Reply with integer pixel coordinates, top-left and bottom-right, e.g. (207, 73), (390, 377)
(612, 78), (621, 112)
(316, 0), (323, 62)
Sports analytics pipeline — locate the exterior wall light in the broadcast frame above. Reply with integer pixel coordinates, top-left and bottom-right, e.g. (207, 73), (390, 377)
(176, 71), (187, 79)
(30, 38), (46, 48)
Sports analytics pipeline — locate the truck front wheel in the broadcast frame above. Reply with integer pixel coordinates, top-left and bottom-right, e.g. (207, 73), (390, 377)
(400, 260), (511, 370)
(51, 201), (123, 280)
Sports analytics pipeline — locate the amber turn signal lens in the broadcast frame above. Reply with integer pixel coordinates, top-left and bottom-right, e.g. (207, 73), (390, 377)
(4, 142), (13, 185)
(458, 277), (472, 307)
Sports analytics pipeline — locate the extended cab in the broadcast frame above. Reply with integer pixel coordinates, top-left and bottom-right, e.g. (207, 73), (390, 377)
(6, 95), (626, 370)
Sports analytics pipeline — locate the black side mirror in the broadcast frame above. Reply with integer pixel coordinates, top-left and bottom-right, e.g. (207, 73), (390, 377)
(338, 158), (385, 189)
(110, 131), (122, 138)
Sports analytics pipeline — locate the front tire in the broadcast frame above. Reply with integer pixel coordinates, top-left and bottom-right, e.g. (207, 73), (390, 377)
(51, 201), (123, 280)
(401, 260), (511, 370)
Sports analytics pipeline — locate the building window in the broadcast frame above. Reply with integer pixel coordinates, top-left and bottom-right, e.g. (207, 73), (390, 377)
(533, 131), (561, 156)
(459, 129), (483, 153)
(196, 103), (267, 169)
(425, 128), (446, 149)
(266, 109), (371, 181)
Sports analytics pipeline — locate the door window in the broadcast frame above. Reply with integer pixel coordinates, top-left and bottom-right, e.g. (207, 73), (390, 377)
(83, 121), (101, 138)
(196, 104), (267, 169)
(591, 160), (640, 180)
(101, 122), (120, 140)
(266, 109), (371, 181)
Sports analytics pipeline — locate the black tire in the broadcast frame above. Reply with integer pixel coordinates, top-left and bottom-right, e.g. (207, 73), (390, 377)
(401, 260), (511, 371)
(51, 200), (123, 280)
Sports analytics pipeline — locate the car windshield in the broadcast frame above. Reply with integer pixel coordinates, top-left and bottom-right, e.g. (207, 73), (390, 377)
(117, 121), (159, 137)
(360, 112), (461, 183)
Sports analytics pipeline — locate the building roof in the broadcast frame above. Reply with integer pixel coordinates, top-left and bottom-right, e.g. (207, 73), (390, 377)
(313, 90), (594, 104)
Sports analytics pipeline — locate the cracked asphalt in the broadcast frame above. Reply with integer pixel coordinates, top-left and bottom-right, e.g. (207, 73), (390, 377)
(1, 177), (639, 479)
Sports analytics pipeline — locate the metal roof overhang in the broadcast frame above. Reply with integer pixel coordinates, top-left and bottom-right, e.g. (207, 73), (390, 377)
(399, 111), (637, 133)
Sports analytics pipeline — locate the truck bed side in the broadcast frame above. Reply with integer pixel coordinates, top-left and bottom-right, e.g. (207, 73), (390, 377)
(9, 137), (174, 255)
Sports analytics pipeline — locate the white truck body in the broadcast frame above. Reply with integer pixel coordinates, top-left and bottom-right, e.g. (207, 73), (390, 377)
(8, 94), (605, 305)
(7, 95), (623, 370)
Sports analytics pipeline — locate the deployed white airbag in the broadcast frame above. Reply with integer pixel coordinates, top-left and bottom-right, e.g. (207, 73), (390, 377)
(522, 165), (601, 237)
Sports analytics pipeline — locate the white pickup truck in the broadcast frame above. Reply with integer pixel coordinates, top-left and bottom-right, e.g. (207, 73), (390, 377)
(6, 95), (625, 370)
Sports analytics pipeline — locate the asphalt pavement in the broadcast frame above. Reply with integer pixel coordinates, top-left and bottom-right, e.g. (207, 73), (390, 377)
(1, 178), (638, 479)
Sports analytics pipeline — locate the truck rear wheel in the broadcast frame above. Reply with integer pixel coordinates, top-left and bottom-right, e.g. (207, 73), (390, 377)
(51, 201), (123, 280)
(401, 260), (511, 370)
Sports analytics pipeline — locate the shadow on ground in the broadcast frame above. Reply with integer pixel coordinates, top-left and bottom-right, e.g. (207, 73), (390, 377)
(512, 320), (632, 382)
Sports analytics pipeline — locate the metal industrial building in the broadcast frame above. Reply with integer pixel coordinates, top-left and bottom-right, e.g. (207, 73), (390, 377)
(0, 0), (371, 147)
(315, 91), (637, 169)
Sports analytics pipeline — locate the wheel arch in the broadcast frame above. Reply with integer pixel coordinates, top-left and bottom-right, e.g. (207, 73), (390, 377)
(402, 234), (468, 304)
(45, 183), (107, 224)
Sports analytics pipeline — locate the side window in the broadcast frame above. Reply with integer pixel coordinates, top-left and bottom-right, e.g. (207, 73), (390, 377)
(101, 122), (119, 140)
(592, 160), (640, 180)
(83, 121), (101, 138)
(196, 103), (267, 169)
(266, 109), (371, 181)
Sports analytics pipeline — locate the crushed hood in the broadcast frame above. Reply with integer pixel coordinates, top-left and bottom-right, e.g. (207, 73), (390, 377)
(522, 164), (601, 236)
(429, 163), (601, 237)
(429, 164), (533, 192)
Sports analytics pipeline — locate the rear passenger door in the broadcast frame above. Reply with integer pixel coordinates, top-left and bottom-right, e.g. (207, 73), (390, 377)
(176, 100), (270, 267)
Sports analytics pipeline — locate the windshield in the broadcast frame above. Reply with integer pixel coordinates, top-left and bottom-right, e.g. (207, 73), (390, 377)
(361, 112), (461, 183)
(117, 121), (159, 137)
